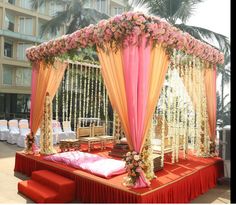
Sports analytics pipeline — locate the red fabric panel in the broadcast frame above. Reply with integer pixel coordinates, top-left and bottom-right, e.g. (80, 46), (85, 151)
(14, 152), (224, 203)
(32, 170), (76, 203)
(18, 180), (58, 203)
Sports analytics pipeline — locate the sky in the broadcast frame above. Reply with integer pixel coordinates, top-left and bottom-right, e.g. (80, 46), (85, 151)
(134, 0), (231, 99)
(187, 0), (230, 39)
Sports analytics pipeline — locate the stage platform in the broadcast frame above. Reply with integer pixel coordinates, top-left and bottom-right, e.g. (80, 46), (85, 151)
(14, 149), (224, 203)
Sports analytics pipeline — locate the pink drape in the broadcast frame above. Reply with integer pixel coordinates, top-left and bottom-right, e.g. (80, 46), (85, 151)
(122, 36), (150, 152)
(97, 36), (169, 188)
(204, 65), (217, 140)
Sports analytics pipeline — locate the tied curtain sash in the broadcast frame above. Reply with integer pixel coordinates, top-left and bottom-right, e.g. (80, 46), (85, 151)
(97, 36), (169, 188)
(30, 60), (67, 137)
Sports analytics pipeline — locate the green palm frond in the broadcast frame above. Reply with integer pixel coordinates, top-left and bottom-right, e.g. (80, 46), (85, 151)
(175, 23), (230, 54)
(172, 0), (204, 23)
(40, 10), (70, 36)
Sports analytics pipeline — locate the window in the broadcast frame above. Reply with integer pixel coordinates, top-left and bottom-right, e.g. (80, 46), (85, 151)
(4, 41), (13, 58)
(8, 0), (16, 5)
(49, 2), (63, 16)
(17, 43), (33, 60)
(114, 7), (124, 15)
(17, 94), (30, 113)
(19, 0), (31, 10)
(16, 68), (31, 86)
(39, 0), (46, 14)
(18, 17), (33, 35)
(84, 0), (92, 8)
(96, 0), (107, 13)
(3, 67), (13, 85)
(5, 12), (15, 31)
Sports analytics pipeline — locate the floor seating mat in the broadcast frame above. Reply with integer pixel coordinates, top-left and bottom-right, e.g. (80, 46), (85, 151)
(44, 151), (126, 178)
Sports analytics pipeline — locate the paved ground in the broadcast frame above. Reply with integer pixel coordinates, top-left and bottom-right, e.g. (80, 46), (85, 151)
(0, 141), (230, 203)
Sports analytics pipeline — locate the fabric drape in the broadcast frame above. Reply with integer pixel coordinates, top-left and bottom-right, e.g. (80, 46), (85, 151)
(177, 68), (199, 110)
(30, 60), (67, 136)
(97, 36), (169, 188)
(97, 45), (132, 149)
(204, 65), (217, 140)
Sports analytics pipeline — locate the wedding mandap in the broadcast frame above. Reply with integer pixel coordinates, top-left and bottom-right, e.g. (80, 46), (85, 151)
(14, 11), (224, 203)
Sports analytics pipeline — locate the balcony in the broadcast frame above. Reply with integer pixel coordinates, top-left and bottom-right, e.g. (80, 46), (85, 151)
(0, 29), (45, 43)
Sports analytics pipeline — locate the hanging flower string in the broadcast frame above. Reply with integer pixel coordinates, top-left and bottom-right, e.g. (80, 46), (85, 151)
(26, 12), (224, 65)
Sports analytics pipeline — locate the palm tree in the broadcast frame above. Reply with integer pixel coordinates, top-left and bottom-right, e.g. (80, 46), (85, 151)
(31, 0), (109, 36)
(217, 52), (230, 126)
(131, 0), (230, 55)
(133, 0), (230, 127)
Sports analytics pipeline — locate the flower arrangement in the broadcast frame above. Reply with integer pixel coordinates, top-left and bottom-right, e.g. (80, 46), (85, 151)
(25, 132), (35, 154)
(123, 151), (145, 186)
(26, 12), (224, 65)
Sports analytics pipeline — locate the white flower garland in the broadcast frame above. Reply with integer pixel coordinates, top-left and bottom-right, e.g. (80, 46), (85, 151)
(65, 68), (69, 121)
(40, 95), (56, 155)
(94, 68), (98, 118)
(74, 64), (78, 131)
(78, 64), (82, 120)
(69, 64), (74, 123)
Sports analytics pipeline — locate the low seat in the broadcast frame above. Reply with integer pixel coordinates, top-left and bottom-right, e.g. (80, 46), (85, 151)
(92, 123), (115, 149)
(77, 125), (102, 152)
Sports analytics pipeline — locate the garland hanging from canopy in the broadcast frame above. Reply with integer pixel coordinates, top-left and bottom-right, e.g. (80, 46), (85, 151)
(26, 12), (224, 65)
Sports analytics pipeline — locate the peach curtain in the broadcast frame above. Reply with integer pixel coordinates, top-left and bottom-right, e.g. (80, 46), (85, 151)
(204, 65), (217, 140)
(141, 44), (170, 150)
(30, 60), (67, 136)
(97, 45), (132, 149)
(177, 68), (199, 110)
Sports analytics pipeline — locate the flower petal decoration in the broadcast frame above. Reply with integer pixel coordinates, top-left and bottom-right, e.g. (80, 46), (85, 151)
(26, 12), (224, 65)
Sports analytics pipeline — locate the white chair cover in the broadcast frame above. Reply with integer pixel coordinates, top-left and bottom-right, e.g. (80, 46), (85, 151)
(52, 120), (67, 144)
(62, 121), (76, 139)
(17, 119), (30, 147)
(0, 120), (9, 141)
(7, 120), (19, 144)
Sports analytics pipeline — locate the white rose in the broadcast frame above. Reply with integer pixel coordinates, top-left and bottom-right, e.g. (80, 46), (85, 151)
(134, 155), (140, 161)
(126, 152), (131, 157)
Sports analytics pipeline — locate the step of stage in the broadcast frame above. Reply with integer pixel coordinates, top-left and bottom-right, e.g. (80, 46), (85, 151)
(18, 180), (58, 203)
(18, 170), (76, 203)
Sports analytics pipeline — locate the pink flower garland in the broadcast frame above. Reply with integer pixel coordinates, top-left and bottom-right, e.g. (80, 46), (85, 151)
(26, 11), (224, 64)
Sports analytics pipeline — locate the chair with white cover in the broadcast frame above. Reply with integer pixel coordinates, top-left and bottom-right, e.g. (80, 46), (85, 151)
(17, 119), (30, 147)
(0, 120), (9, 141)
(7, 119), (19, 144)
(52, 120), (67, 144)
(62, 121), (76, 139)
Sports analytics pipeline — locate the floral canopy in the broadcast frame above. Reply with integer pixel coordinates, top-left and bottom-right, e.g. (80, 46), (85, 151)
(26, 11), (224, 189)
(26, 11), (224, 64)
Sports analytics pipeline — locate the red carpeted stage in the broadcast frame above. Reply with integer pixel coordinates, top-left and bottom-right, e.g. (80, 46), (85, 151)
(14, 149), (224, 203)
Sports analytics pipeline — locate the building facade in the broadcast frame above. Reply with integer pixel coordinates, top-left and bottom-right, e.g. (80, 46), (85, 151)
(0, 0), (126, 119)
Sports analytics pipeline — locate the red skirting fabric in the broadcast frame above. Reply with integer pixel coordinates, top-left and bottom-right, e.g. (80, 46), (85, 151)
(14, 151), (224, 203)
